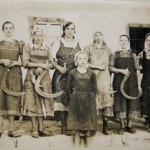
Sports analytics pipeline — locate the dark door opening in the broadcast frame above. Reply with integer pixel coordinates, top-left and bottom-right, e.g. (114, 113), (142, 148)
(129, 24), (150, 55)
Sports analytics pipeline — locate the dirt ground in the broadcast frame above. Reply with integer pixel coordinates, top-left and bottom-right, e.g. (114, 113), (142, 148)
(0, 117), (150, 150)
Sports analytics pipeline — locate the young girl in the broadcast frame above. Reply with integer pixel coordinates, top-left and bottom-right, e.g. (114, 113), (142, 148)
(67, 51), (97, 146)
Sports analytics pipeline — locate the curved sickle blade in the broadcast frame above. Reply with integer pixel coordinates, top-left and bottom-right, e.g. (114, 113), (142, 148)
(99, 88), (117, 94)
(30, 71), (43, 87)
(35, 70), (62, 98)
(120, 76), (137, 100)
(55, 74), (64, 92)
(1, 69), (25, 96)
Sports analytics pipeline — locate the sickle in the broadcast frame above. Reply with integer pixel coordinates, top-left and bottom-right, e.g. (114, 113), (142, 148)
(99, 88), (116, 94)
(35, 70), (62, 98)
(120, 76), (137, 100)
(30, 71), (43, 87)
(55, 74), (64, 92)
(1, 69), (25, 96)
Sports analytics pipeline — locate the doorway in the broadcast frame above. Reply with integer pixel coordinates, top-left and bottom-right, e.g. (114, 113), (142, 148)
(128, 24), (150, 55)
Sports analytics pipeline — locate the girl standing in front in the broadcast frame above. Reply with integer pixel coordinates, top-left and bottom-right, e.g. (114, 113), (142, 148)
(23, 26), (54, 138)
(0, 21), (24, 137)
(67, 51), (97, 147)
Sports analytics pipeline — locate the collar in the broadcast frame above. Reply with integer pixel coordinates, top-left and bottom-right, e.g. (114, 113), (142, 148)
(117, 45), (131, 51)
(29, 41), (48, 51)
(92, 42), (106, 50)
(118, 49), (131, 55)
(60, 38), (77, 49)
(4, 37), (14, 43)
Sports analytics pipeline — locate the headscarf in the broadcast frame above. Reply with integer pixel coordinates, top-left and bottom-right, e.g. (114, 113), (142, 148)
(31, 26), (44, 35)
(117, 34), (130, 51)
(144, 33), (150, 49)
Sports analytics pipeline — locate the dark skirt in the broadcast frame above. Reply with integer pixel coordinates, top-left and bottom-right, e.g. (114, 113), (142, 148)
(67, 91), (97, 131)
(141, 74), (150, 117)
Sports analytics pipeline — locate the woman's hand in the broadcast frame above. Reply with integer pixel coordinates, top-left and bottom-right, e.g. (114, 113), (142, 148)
(34, 67), (43, 75)
(138, 86), (143, 98)
(39, 64), (50, 70)
(3, 59), (13, 68)
(120, 68), (130, 77)
(56, 65), (67, 74)
(10, 61), (22, 67)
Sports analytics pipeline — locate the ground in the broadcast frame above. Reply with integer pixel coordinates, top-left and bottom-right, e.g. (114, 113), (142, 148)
(0, 117), (150, 150)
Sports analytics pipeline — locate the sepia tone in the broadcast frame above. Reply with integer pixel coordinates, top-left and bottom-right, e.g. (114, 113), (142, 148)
(0, 0), (150, 150)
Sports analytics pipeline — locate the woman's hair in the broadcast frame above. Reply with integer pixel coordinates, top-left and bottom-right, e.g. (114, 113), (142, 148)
(93, 31), (103, 36)
(119, 34), (130, 41)
(2, 21), (15, 31)
(61, 21), (76, 38)
(145, 33), (150, 40)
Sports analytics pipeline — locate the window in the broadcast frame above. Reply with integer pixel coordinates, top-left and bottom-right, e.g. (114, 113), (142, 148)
(128, 24), (150, 55)
(28, 16), (65, 46)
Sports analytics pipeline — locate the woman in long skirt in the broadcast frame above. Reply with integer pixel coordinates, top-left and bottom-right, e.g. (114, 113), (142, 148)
(0, 21), (24, 137)
(51, 21), (81, 134)
(84, 31), (114, 135)
(110, 35), (142, 134)
(23, 26), (54, 138)
(138, 33), (150, 132)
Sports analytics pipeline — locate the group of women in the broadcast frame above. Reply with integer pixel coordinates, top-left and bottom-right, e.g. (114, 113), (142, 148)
(0, 20), (150, 143)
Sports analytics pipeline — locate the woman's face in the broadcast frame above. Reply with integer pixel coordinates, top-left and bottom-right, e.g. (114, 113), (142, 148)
(33, 31), (43, 44)
(64, 24), (75, 39)
(93, 32), (104, 43)
(3, 23), (14, 37)
(146, 35), (150, 48)
(119, 36), (129, 49)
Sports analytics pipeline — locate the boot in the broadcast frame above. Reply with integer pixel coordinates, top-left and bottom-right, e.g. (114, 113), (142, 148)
(61, 112), (67, 134)
(144, 117), (149, 128)
(103, 119), (110, 135)
(61, 126), (67, 134)
(114, 112), (120, 123)
(147, 118), (150, 132)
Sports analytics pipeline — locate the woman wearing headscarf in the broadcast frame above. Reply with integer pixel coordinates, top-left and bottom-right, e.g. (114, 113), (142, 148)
(84, 31), (114, 135)
(138, 33), (150, 132)
(0, 21), (24, 137)
(110, 34), (142, 134)
(23, 26), (55, 138)
(51, 21), (81, 134)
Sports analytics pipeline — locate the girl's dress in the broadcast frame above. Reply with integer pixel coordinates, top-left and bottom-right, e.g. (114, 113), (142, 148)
(52, 39), (81, 117)
(23, 42), (54, 116)
(0, 40), (23, 115)
(110, 50), (140, 119)
(84, 43), (114, 116)
(67, 68), (97, 132)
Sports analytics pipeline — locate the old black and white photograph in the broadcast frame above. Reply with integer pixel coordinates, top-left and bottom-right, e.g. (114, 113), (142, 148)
(0, 0), (150, 149)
